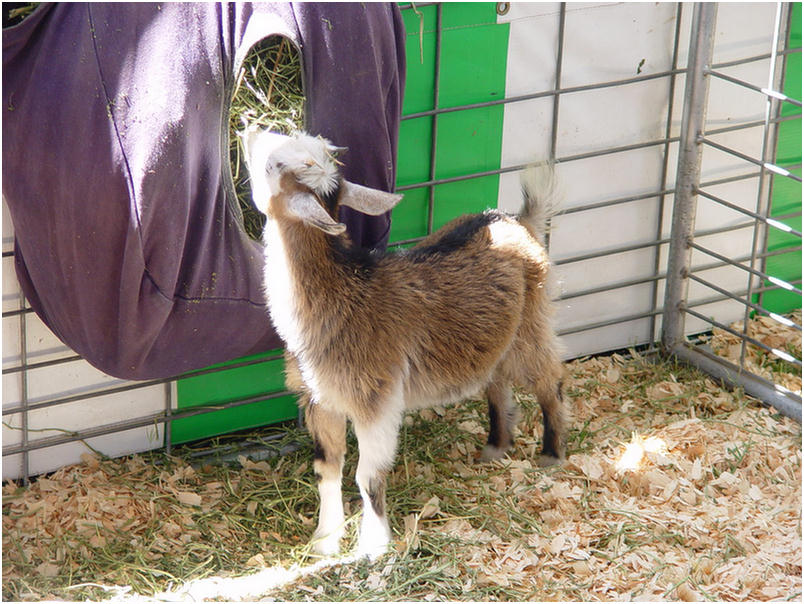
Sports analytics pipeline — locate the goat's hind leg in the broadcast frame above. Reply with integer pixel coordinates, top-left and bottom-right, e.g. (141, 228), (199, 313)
(481, 378), (520, 461)
(305, 401), (347, 556)
(532, 376), (567, 466)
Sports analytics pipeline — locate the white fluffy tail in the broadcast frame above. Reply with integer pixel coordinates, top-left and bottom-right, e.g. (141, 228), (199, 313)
(518, 162), (561, 245)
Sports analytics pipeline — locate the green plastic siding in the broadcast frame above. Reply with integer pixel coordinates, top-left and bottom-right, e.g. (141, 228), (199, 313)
(172, 3), (510, 444)
(391, 3), (509, 243)
(172, 350), (298, 444)
(760, 2), (802, 315)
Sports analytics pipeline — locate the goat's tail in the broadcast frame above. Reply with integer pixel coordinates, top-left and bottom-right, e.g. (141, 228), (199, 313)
(518, 162), (561, 245)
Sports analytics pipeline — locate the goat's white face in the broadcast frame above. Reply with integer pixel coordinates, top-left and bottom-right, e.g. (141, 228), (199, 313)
(241, 129), (404, 235)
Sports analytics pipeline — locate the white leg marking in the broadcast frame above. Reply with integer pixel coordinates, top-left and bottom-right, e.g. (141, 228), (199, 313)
(353, 389), (404, 560)
(311, 478), (344, 556)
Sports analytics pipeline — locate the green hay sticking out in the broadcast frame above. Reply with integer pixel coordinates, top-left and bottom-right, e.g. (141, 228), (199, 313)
(229, 36), (305, 240)
(4, 3), (39, 27)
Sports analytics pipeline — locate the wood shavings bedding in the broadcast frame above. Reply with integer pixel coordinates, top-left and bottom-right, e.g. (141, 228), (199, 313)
(2, 314), (801, 601)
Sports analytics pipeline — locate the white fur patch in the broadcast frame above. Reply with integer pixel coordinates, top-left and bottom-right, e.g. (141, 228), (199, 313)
(270, 132), (340, 196)
(241, 129), (341, 211)
(312, 479), (345, 556)
(352, 380), (405, 559)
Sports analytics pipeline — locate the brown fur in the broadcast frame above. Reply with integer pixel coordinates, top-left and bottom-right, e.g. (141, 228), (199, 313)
(279, 210), (564, 437)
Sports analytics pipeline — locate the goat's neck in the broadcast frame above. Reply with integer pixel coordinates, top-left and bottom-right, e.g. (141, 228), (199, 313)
(262, 218), (349, 355)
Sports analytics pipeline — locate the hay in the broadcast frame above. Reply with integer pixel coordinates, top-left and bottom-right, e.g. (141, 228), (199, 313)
(229, 35), (305, 240)
(4, 3), (39, 26)
(706, 309), (802, 395)
(2, 312), (801, 601)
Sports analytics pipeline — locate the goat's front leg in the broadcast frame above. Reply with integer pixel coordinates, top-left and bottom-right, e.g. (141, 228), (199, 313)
(352, 403), (403, 560)
(305, 401), (347, 556)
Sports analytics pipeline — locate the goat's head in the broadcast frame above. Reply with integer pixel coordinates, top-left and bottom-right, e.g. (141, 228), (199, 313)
(241, 129), (403, 235)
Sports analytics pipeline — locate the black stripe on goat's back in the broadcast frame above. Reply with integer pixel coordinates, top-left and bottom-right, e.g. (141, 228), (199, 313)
(325, 209), (506, 277)
(330, 237), (383, 278)
(406, 210), (506, 262)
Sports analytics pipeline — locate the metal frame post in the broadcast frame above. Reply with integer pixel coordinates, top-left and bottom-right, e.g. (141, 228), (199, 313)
(661, 3), (718, 352)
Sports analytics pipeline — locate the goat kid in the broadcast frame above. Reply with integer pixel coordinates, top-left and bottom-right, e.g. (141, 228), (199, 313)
(242, 129), (567, 559)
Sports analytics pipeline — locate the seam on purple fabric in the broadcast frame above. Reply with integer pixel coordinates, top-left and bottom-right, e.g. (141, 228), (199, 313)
(86, 5), (177, 309)
(86, 5), (141, 241)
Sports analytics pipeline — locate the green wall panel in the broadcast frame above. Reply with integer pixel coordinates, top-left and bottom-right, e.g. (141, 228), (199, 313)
(760, 2), (802, 315)
(172, 350), (298, 445)
(391, 3), (509, 244)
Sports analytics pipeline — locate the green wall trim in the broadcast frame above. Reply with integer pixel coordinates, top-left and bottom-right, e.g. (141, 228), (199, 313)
(759, 1), (802, 314)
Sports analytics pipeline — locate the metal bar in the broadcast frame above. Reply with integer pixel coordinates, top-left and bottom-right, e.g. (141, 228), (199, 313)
(397, 136), (676, 192)
(20, 293), (30, 483)
(399, 217), (755, 267)
(759, 2), (796, 312)
(690, 241), (803, 296)
(662, 2), (719, 352)
(2, 352), (286, 416)
(560, 274), (666, 302)
(740, 1), (790, 372)
(560, 244), (803, 303)
(560, 186), (674, 216)
(706, 68), (802, 108)
(2, 390), (293, 457)
(3, 354), (84, 375)
(558, 279), (800, 340)
(683, 306), (802, 368)
(426, 3), (442, 236)
(670, 344), (801, 422)
(398, 44), (803, 123)
(650, 1), (685, 345)
(164, 382), (172, 456)
(688, 273), (802, 331)
(710, 46), (801, 71)
(550, 3), (566, 160)
(544, 2), (566, 252)
(687, 283), (800, 312)
(400, 68), (685, 121)
(701, 137), (803, 182)
(696, 189), (803, 238)
(398, 127), (793, 202)
(705, 112), (801, 137)
(558, 308), (665, 337)
(556, 219), (754, 267)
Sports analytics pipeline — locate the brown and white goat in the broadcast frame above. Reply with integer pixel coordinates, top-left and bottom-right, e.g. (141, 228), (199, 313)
(242, 130), (567, 559)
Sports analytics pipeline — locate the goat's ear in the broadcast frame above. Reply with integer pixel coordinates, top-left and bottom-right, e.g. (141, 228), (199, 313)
(339, 180), (404, 216)
(287, 192), (346, 236)
(327, 144), (348, 158)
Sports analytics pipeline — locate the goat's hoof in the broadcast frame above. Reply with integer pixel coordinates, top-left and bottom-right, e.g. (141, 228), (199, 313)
(537, 454), (564, 467)
(479, 444), (508, 462)
(310, 530), (343, 557)
(356, 530), (390, 561)
(356, 540), (389, 562)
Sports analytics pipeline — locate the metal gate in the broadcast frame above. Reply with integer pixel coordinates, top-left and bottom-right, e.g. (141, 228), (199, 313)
(661, 2), (801, 421)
